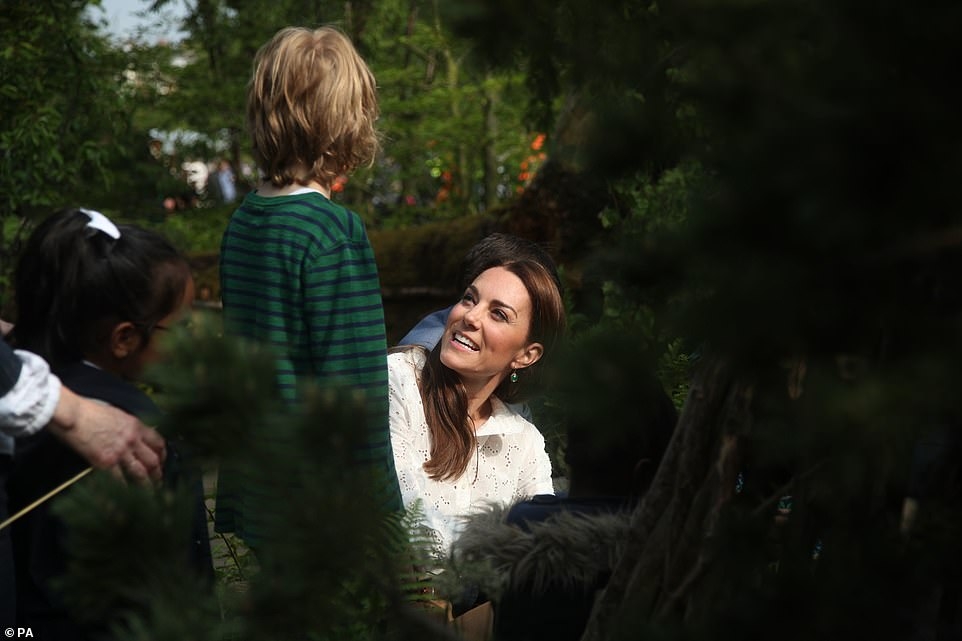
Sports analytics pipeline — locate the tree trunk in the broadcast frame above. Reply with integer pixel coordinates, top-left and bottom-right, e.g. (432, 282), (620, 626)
(581, 355), (752, 640)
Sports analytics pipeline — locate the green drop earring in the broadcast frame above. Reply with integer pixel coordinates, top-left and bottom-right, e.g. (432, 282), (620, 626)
(510, 370), (519, 383)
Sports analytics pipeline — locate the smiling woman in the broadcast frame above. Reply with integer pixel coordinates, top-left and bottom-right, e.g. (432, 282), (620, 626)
(387, 258), (566, 557)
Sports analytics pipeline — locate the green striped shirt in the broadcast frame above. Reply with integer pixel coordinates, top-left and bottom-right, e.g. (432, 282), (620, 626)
(215, 190), (401, 544)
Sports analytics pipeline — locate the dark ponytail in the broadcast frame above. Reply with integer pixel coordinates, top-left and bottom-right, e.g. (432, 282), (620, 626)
(11, 208), (191, 367)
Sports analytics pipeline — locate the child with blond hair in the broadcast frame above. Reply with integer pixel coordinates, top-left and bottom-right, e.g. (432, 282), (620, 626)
(216, 26), (401, 548)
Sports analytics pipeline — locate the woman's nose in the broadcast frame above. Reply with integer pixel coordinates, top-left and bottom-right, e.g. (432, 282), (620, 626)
(462, 304), (482, 327)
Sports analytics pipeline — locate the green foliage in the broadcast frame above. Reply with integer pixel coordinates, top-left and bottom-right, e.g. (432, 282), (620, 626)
(53, 474), (222, 640)
(0, 1), (130, 298)
(370, 214), (496, 292)
(51, 320), (445, 640)
(599, 162), (702, 237)
(585, 0), (962, 637)
(575, 162), (709, 407)
(448, 0), (692, 174)
(0, 216), (30, 313)
(0, 3), (124, 217)
(440, 1), (962, 638)
(397, 499), (447, 599)
(140, 205), (234, 255)
(347, 0), (537, 223)
(143, 312), (279, 459)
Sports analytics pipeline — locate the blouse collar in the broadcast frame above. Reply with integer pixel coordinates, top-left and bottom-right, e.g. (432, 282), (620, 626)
(475, 396), (528, 437)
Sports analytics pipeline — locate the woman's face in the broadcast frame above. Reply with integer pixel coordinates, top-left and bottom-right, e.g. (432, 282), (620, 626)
(440, 266), (543, 388)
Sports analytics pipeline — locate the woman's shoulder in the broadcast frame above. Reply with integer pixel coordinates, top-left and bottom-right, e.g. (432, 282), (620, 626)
(388, 346), (428, 379)
(388, 344), (427, 363)
(387, 348), (429, 429)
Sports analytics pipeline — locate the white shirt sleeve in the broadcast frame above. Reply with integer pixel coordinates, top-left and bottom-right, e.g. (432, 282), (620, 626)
(0, 349), (61, 437)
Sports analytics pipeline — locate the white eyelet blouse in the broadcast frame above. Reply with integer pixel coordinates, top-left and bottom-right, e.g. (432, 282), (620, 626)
(388, 349), (554, 555)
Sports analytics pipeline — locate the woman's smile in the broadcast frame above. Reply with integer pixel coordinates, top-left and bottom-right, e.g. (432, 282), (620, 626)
(451, 331), (480, 352)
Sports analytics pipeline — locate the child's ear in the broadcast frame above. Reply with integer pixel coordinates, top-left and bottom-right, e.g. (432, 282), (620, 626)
(110, 322), (143, 359)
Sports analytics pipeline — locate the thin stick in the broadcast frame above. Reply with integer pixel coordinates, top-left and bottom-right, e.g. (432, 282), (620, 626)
(0, 467), (93, 532)
(205, 504), (246, 581)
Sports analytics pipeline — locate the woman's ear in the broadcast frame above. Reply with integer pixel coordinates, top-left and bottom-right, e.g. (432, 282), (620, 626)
(110, 322), (143, 359)
(512, 342), (544, 371)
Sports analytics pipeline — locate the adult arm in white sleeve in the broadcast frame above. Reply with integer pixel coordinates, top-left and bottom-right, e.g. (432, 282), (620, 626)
(0, 347), (166, 482)
(0, 349), (60, 437)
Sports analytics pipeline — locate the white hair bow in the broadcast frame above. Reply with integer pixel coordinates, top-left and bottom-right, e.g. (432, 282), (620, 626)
(80, 208), (121, 240)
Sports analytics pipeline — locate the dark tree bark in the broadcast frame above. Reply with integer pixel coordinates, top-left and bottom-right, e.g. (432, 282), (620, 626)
(582, 355), (753, 640)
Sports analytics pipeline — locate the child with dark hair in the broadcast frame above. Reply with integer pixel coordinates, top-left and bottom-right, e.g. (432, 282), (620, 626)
(12, 209), (193, 370)
(6, 208), (211, 640)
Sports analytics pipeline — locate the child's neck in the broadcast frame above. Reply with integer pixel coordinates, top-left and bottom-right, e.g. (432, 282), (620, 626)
(257, 179), (331, 199)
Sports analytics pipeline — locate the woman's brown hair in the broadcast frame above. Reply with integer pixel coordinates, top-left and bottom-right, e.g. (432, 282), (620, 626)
(419, 259), (566, 481)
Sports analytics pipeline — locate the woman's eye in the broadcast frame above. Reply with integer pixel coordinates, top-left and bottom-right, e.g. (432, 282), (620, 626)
(461, 292), (475, 304)
(493, 309), (508, 321)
